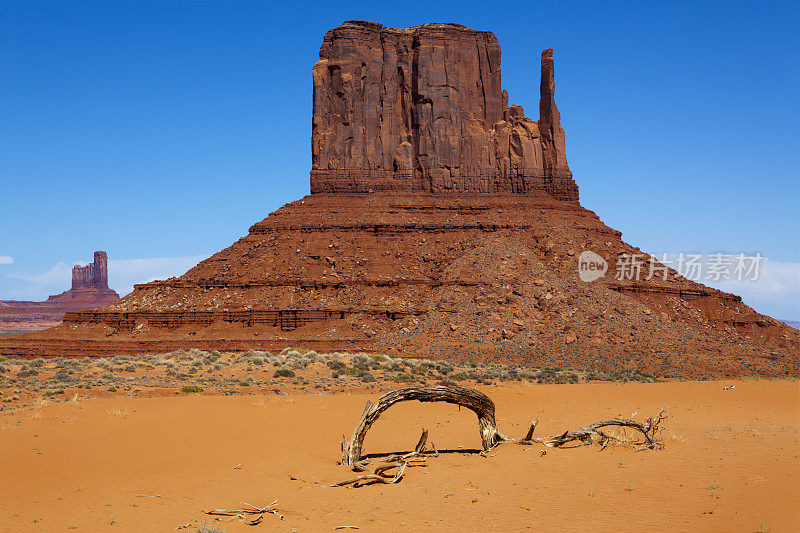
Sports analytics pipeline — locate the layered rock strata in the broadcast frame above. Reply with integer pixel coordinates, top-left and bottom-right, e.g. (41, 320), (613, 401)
(2, 23), (797, 379)
(0, 251), (120, 328)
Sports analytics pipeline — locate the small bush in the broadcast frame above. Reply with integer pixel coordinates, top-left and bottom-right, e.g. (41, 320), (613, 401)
(343, 367), (367, 377)
(55, 370), (78, 383)
(327, 360), (345, 370)
(280, 347), (310, 356)
(239, 380), (250, 387)
(273, 369), (296, 378)
(436, 363), (453, 375)
(181, 385), (203, 393)
(360, 373), (377, 383)
(107, 386), (117, 392)
(391, 373), (417, 383)
(197, 524), (227, 533)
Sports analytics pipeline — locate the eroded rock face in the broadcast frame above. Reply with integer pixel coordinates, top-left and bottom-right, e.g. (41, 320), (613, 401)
(311, 21), (577, 200)
(3, 23), (797, 379)
(0, 251), (119, 327)
(71, 251), (110, 291)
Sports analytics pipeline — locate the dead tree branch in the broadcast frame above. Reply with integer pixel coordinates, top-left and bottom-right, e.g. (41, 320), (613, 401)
(203, 500), (283, 525)
(341, 385), (510, 465)
(340, 385), (666, 468)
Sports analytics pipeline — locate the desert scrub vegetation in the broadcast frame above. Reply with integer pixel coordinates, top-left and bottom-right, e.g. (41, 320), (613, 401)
(391, 373), (419, 383)
(585, 369), (661, 383)
(16, 367), (39, 378)
(0, 347), (681, 404)
(181, 385), (203, 393)
(197, 524), (227, 533)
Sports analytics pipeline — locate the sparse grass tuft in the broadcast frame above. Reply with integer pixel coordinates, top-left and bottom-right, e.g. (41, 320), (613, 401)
(181, 385), (203, 393)
(197, 524), (227, 533)
(704, 480), (725, 496)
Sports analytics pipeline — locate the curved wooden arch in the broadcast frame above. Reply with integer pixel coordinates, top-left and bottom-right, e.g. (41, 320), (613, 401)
(341, 384), (527, 465)
(340, 384), (666, 466)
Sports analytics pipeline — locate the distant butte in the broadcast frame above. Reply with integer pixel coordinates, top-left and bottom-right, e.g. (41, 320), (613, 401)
(2, 22), (797, 378)
(0, 251), (120, 330)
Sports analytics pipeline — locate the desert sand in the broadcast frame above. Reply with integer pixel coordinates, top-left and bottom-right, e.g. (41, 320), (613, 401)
(1, 378), (797, 532)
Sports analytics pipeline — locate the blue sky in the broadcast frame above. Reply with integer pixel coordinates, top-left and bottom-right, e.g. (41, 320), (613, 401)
(1, 1), (798, 319)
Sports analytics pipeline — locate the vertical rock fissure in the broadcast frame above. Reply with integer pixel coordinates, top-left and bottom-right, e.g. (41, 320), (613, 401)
(410, 31), (425, 190)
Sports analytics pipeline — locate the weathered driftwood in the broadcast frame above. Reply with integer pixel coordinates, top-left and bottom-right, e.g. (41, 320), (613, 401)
(333, 428), (432, 487)
(341, 385), (514, 465)
(203, 500), (282, 525)
(537, 410), (668, 450)
(340, 384), (666, 466)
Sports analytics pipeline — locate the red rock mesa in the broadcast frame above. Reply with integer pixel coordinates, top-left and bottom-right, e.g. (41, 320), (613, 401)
(311, 22), (576, 200)
(2, 22), (797, 378)
(0, 251), (120, 329)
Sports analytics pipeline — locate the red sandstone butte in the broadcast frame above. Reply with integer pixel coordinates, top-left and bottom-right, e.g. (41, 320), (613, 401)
(0, 251), (120, 329)
(1, 22), (797, 379)
(311, 22), (576, 199)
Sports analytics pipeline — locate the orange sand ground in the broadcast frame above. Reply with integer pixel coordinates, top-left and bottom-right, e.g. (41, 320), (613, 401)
(1, 380), (798, 532)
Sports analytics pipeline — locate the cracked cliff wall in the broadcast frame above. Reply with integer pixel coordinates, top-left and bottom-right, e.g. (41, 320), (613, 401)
(71, 251), (110, 291)
(310, 21), (578, 200)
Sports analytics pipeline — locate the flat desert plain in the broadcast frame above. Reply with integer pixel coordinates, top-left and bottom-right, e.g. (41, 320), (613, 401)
(1, 380), (798, 532)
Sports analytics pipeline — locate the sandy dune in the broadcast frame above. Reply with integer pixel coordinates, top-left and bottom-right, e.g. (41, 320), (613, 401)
(1, 380), (798, 532)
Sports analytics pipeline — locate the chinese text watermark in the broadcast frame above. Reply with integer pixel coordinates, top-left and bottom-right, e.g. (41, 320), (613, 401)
(578, 251), (765, 283)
